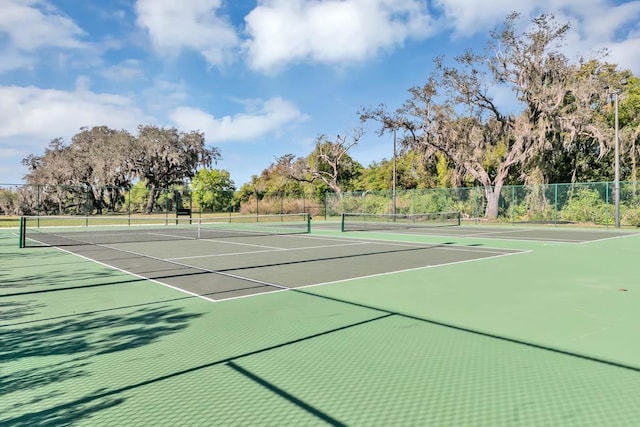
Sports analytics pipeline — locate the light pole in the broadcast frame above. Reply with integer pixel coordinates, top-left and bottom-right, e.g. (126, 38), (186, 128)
(612, 78), (627, 228)
(613, 89), (620, 228)
(392, 129), (397, 216)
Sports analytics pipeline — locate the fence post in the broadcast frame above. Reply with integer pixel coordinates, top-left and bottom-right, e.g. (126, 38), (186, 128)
(605, 182), (610, 228)
(165, 189), (169, 225)
(511, 185), (515, 224)
(324, 193), (328, 220)
(554, 184), (558, 226)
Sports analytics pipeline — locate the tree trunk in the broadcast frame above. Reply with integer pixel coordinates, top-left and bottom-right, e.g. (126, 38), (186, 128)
(145, 184), (156, 214)
(484, 184), (503, 219)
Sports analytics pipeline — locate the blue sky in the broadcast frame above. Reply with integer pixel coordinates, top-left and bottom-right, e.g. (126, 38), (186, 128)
(1, 0), (639, 187)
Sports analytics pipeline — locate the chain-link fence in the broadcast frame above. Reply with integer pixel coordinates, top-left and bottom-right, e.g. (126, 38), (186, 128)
(326, 182), (640, 227)
(3, 181), (640, 227)
(0, 184), (325, 218)
(0, 184), (194, 217)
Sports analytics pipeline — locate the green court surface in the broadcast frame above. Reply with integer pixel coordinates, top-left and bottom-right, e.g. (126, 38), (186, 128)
(2, 223), (640, 426)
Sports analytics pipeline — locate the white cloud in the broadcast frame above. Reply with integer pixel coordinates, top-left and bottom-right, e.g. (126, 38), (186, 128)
(244, 0), (435, 72)
(433, 0), (640, 73)
(0, 85), (149, 142)
(101, 59), (144, 81)
(169, 98), (308, 142)
(570, 2), (640, 73)
(0, 0), (85, 51)
(0, 84), (153, 182)
(602, 38), (640, 74)
(0, 49), (34, 73)
(135, 0), (239, 66)
(433, 0), (543, 36)
(433, 0), (640, 41)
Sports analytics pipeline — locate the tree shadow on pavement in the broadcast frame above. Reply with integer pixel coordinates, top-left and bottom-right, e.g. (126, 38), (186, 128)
(0, 305), (203, 426)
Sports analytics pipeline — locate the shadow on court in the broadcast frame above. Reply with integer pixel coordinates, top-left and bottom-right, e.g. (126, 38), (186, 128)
(0, 304), (203, 426)
(4, 285), (639, 426)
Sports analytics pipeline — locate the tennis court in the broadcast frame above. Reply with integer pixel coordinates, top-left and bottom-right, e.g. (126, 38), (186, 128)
(3, 214), (640, 425)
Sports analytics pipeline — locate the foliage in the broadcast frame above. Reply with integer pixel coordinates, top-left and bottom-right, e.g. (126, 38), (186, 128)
(277, 131), (363, 194)
(354, 151), (438, 191)
(361, 13), (613, 219)
(133, 125), (220, 213)
(190, 169), (236, 212)
(124, 181), (150, 213)
(0, 189), (19, 215)
(21, 125), (220, 214)
(22, 127), (136, 214)
(559, 188), (610, 224)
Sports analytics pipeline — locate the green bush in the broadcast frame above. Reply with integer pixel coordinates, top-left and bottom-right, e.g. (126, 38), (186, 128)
(559, 188), (610, 224)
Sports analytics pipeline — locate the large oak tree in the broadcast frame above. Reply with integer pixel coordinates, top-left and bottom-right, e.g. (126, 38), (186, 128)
(362, 13), (612, 218)
(132, 125), (219, 213)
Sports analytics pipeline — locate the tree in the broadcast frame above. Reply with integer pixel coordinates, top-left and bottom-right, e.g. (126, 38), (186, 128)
(22, 127), (136, 214)
(362, 13), (610, 218)
(22, 138), (87, 213)
(133, 125), (220, 213)
(278, 131), (363, 194)
(616, 75), (640, 181)
(353, 151), (439, 191)
(69, 126), (135, 213)
(191, 168), (236, 212)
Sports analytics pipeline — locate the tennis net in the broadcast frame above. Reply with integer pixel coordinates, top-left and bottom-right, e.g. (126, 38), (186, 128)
(341, 212), (461, 232)
(19, 213), (311, 248)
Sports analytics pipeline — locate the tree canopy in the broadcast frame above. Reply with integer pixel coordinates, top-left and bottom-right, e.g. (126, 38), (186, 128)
(361, 13), (636, 218)
(22, 125), (220, 214)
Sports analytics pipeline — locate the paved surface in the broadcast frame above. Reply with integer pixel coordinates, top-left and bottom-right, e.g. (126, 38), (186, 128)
(47, 234), (522, 301)
(2, 226), (640, 426)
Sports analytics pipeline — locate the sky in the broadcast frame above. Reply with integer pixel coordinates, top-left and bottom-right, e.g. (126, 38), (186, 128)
(1, 0), (640, 187)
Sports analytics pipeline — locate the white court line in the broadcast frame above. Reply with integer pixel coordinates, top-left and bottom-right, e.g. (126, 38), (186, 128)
(296, 249), (533, 291)
(167, 241), (370, 261)
(194, 238), (284, 250)
(46, 245), (218, 303)
(315, 232), (523, 253)
(354, 238), (515, 255)
(168, 239), (511, 262)
(147, 232), (194, 240)
(343, 229), (586, 244)
(217, 248), (533, 303)
(198, 231), (378, 248)
(343, 226), (640, 244)
(36, 235), (530, 305)
(99, 243), (291, 292)
(577, 232), (640, 244)
(461, 228), (535, 237)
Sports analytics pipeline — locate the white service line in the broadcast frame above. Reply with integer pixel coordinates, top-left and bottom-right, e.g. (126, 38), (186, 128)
(344, 229), (585, 244)
(99, 243), (291, 291)
(462, 228), (535, 237)
(194, 238), (284, 250)
(317, 233), (519, 254)
(577, 232), (640, 244)
(295, 249), (533, 291)
(48, 245), (218, 303)
(147, 232), (194, 240)
(167, 241), (370, 261)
